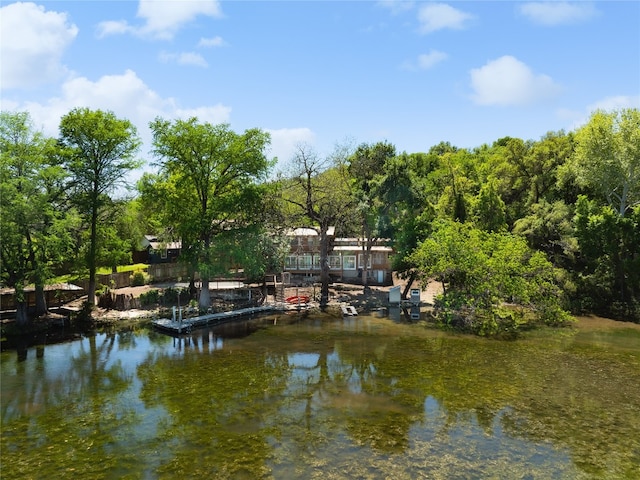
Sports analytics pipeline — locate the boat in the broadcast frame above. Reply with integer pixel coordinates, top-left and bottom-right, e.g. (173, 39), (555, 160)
(285, 295), (310, 304)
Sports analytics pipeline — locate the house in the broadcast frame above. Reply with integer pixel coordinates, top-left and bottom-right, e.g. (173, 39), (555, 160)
(134, 235), (182, 264)
(283, 227), (394, 285)
(331, 237), (394, 285)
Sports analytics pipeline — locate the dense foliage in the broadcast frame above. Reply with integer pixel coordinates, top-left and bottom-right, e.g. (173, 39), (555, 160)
(1, 107), (638, 330)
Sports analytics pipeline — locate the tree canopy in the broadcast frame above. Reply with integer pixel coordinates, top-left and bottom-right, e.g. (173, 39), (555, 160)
(147, 117), (273, 309)
(59, 108), (142, 307)
(570, 108), (640, 217)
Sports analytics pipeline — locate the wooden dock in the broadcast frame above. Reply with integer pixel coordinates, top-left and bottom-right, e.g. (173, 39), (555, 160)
(152, 304), (280, 334)
(341, 304), (358, 316)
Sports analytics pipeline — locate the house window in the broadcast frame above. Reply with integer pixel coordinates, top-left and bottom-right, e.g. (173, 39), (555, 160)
(328, 255), (341, 270)
(358, 254), (372, 269)
(298, 254), (313, 270)
(343, 255), (356, 270)
(285, 255), (297, 270)
(161, 249), (167, 259)
(371, 253), (385, 265)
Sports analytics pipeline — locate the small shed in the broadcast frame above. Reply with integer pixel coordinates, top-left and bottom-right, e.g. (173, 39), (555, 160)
(0, 283), (85, 312)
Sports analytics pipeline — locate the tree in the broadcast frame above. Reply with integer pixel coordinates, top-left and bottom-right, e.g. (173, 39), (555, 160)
(513, 200), (577, 270)
(59, 108), (142, 308)
(573, 196), (640, 317)
(1, 111), (73, 325)
(570, 108), (640, 217)
(148, 117), (272, 310)
(282, 143), (355, 308)
(374, 152), (437, 297)
(347, 141), (396, 292)
(471, 179), (507, 232)
(410, 220), (571, 336)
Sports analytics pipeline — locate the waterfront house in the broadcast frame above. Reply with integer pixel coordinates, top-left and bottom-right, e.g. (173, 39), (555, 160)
(283, 227), (393, 285)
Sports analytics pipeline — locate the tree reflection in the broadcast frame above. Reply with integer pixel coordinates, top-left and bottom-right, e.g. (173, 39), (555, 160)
(1, 332), (136, 478)
(3, 316), (639, 478)
(136, 342), (291, 478)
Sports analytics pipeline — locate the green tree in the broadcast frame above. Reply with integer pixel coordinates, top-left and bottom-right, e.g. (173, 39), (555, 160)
(410, 220), (571, 336)
(573, 196), (640, 318)
(513, 200), (577, 270)
(570, 108), (640, 217)
(374, 151), (438, 296)
(347, 141), (396, 291)
(59, 108), (142, 308)
(471, 178), (507, 232)
(1, 111), (74, 325)
(148, 117), (272, 310)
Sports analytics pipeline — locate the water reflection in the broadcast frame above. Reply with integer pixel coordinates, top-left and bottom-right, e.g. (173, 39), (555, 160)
(2, 314), (639, 479)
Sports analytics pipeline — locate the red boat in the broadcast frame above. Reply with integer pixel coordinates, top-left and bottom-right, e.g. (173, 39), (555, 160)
(285, 295), (310, 304)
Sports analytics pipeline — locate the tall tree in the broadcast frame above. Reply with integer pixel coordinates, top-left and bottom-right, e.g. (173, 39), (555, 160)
(148, 117), (272, 310)
(374, 152), (436, 296)
(570, 108), (640, 217)
(1, 111), (73, 325)
(348, 141), (396, 292)
(59, 108), (142, 308)
(574, 196), (640, 315)
(283, 143), (355, 307)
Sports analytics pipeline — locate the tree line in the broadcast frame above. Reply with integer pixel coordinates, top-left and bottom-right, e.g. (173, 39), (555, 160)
(1, 107), (638, 333)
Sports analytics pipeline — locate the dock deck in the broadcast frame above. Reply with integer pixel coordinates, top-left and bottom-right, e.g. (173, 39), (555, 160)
(341, 304), (358, 316)
(152, 304), (281, 334)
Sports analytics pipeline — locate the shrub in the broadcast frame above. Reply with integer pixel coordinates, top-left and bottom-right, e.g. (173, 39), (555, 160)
(131, 271), (148, 286)
(139, 289), (160, 306)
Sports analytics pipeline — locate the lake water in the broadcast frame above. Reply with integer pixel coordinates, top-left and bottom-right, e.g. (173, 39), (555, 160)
(2, 312), (639, 479)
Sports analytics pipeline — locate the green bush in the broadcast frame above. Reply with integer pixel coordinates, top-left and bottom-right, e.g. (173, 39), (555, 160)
(130, 271), (148, 286)
(162, 287), (189, 305)
(139, 289), (160, 306)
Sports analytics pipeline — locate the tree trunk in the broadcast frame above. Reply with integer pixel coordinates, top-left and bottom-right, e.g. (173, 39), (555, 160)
(34, 283), (47, 316)
(319, 226), (330, 308)
(87, 200), (98, 307)
(199, 277), (211, 310)
(401, 271), (417, 300)
(15, 301), (29, 328)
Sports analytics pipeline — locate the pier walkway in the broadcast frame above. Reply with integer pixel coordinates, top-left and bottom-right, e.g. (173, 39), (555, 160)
(152, 304), (281, 334)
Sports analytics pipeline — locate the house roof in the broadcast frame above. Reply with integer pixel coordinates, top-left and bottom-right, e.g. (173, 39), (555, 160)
(149, 241), (182, 250)
(332, 245), (393, 252)
(287, 226), (336, 237)
(0, 283), (84, 295)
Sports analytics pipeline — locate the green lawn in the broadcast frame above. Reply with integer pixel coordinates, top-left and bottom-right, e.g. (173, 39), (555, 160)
(96, 264), (149, 275)
(50, 264), (149, 284)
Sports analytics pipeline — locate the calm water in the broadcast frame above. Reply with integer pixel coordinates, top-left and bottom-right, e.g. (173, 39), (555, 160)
(2, 312), (639, 479)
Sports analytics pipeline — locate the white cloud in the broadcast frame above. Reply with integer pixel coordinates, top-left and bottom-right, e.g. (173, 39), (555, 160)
(418, 3), (473, 34)
(377, 0), (415, 15)
(96, 20), (135, 37)
(402, 50), (448, 70)
(198, 36), (226, 48)
(159, 51), (208, 67)
(587, 95), (640, 112)
(0, 2), (78, 90)
(266, 128), (317, 172)
(174, 105), (232, 125)
(519, 2), (598, 26)
(11, 70), (231, 162)
(561, 95), (640, 131)
(470, 55), (562, 106)
(97, 0), (223, 40)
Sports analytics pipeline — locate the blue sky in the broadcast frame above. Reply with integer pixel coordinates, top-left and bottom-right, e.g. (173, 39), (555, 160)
(1, 1), (639, 183)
